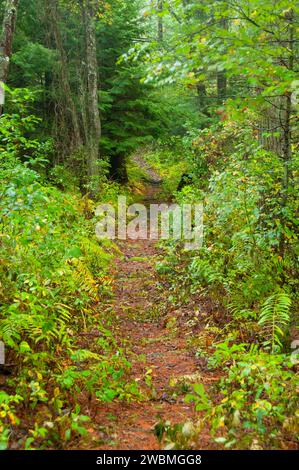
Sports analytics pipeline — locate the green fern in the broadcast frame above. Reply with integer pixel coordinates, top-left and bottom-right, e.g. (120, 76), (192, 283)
(258, 292), (291, 353)
(189, 258), (223, 285)
(69, 258), (99, 300)
(0, 314), (42, 348)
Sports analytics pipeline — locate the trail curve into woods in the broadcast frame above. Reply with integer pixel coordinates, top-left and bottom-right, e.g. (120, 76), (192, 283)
(76, 160), (216, 450)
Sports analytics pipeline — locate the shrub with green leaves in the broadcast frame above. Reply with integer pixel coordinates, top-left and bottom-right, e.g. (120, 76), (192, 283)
(158, 346), (298, 450)
(186, 350), (299, 449)
(154, 116), (298, 450)
(0, 162), (136, 447)
(0, 101), (140, 448)
(157, 117), (298, 343)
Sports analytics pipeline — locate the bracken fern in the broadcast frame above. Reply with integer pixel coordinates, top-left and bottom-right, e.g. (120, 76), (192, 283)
(258, 292), (291, 353)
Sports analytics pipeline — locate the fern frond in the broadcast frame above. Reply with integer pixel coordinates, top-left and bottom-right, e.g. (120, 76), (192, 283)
(189, 257), (223, 285)
(0, 312), (43, 347)
(258, 292), (291, 353)
(70, 258), (99, 300)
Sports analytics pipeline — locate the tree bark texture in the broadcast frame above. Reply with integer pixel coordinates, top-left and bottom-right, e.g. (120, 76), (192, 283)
(83, 0), (101, 181)
(0, 0), (19, 113)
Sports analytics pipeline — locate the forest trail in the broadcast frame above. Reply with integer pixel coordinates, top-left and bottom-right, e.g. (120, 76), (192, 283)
(80, 163), (212, 450)
(2, 0), (297, 454)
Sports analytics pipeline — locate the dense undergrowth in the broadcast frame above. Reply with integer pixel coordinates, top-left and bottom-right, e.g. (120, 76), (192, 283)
(1, 0), (298, 454)
(0, 97), (298, 451)
(0, 97), (140, 450)
(146, 116), (299, 449)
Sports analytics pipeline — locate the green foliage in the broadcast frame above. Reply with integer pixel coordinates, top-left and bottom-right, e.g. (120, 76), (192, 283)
(139, 0), (298, 113)
(23, 404), (90, 450)
(0, 162), (139, 447)
(206, 341), (249, 370)
(100, 67), (160, 158)
(0, 104), (139, 449)
(0, 392), (23, 450)
(161, 349), (298, 450)
(141, 145), (189, 198)
(189, 351), (298, 449)
(0, 86), (53, 168)
(258, 292), (292, 353)
(12, 42), (57, 84)
(154, 419), (197, 450)
(157, 116), (298, 320)
(1, 0), (298, 453)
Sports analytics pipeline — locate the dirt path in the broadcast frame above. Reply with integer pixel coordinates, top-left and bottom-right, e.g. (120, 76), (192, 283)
(81, 170), (212, 450)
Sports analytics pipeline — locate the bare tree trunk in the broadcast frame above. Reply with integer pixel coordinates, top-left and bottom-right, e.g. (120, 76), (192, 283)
(46, 0), (82, 151)
(0, 0), (19, 113)
(82, 0), (101, 182)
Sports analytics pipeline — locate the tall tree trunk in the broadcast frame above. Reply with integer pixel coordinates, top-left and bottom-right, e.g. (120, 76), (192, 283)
(157, 0), (163, 42)
(196, 82), (209, 115)
(82, 0), (101, 183)
(0, 0), (19, 113)
(46, 0), (82, 151)
(279, 10), (294, 258)
(217, 18), (227, 103)
(217, 71), (227, 103)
